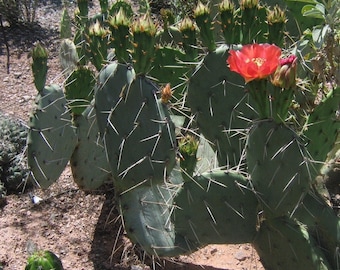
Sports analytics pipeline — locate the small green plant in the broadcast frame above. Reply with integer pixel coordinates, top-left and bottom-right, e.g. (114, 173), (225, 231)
(25, 250), (64, 270)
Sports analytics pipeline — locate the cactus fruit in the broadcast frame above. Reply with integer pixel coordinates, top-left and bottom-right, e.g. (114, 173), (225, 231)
(27, 84), (78, 188)
(266, 5), (287, 47)
(31, 43), (48, 92)
(25, 250), (64, 270)
(219, 0), (238, 45)
(179, 16), (197, 60)
(108, 7), (131, 63)
(194, 2), (216, 52)
(60, 8), (72, 39)
(87, 20), (109, 71)
(131, 14), (157, 74)
(178, 134), (199, 178)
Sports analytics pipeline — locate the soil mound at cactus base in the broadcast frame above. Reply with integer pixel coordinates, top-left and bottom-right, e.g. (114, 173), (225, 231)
(0, 1), (264, 269)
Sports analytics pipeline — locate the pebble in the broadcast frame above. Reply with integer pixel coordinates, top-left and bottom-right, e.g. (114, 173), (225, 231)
(131, 265), (145, 270)
(234, 251), (248, 261)
(14, 72), (22, 78)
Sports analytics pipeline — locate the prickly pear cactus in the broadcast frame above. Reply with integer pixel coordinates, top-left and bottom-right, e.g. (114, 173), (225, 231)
(173, 170), (258, 250)
(95, 63), (176, 192)
(70, 104), (112, 190)
(27, 84), (78, 188)
(64, 66), (95, 116)
(246, 120), (312, 217)
(187, 45), (256, 168)
(254, 217), (332, 270)
(22, 0), (340, 269)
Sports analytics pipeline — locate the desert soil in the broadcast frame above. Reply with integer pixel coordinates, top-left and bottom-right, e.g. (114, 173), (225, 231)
(0, 0), (266, 269)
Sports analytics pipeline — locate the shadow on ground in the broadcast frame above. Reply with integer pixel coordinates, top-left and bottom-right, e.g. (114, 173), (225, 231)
(89, 191), (227, 270)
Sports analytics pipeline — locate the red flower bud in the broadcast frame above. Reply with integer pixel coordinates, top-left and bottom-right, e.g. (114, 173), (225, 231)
(271, 55), (297, 88)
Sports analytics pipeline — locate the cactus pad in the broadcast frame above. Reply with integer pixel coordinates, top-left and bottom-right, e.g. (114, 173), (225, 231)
(247, 120), (312, 217)
(27, 84), (78, 188)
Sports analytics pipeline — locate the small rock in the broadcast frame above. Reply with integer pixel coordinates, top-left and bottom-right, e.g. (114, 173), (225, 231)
(234, 251), (248, 261)
(3, 77), (9, 82)
(131, 265), (144, 270)
(14, 72), (22, 78)
(210, 247), (218, 255)
(22, 95), (32, 101)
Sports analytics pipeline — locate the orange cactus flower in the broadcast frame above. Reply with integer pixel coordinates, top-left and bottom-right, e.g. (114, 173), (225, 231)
(227, 43), (281, 83)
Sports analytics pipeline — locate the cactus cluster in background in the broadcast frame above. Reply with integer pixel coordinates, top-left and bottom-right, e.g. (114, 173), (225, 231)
(0, 111), (29, 196)
(25, 0), (340, 269)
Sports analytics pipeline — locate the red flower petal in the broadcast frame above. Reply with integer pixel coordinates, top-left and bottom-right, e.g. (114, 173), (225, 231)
(227, 44), (281, 83)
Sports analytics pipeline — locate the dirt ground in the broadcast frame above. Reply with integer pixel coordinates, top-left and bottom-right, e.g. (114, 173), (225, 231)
(0, 1), (265, 269)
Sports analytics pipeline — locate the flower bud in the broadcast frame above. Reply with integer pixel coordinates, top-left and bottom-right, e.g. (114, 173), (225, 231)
(271, 55), (297, 89)
(240, 0), (259, 10)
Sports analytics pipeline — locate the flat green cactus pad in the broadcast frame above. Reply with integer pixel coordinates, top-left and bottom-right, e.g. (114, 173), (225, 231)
(187, 45), (256, 168)
(174, 169), (258, 249)
(254, 217), (332, 270)
(27, 84), (77, 188)
(71, 106), (112, 190)
(96, 63), (176, 192)
(247, 120), (312, 217)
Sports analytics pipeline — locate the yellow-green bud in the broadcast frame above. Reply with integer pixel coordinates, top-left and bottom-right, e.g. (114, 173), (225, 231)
(194, 1), (210, 17)
(32, 43), (48, 59)
(219, 0), (235, 12)
(179, 16), (195, 32)
(267, 5), (287, 25)
(132, 13), (156, 36)
(109, 7), (130, 28)
(240, 0), (259, 10)
(89, 21), (107, 38)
